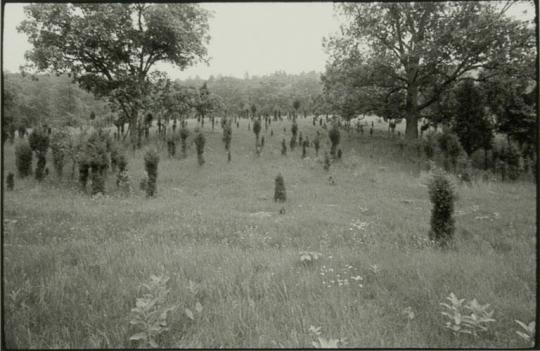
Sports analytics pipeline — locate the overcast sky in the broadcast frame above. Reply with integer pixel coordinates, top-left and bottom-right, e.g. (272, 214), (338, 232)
(3, 2), (341, 80)
(3, 2), (535, 80)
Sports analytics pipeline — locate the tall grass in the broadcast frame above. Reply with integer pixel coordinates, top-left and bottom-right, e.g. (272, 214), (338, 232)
(3, 116), (536, 348)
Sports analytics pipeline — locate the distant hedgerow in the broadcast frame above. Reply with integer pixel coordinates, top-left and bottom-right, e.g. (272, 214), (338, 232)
(428, 171), (456, 247)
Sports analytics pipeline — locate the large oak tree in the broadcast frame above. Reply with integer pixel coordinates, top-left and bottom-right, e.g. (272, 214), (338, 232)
(323, 2), (535, 139)
(18, 3), (210, 140)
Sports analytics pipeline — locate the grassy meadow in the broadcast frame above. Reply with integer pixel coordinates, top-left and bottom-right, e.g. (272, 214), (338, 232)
(3, 116), (536, 348)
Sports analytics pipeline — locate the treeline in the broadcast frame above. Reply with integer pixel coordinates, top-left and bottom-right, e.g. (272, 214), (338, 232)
(3, 72), (112, 132)
(177, 71), (325, 117)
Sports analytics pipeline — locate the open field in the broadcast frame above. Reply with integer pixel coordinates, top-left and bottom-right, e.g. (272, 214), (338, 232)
(3, 116), (536, 348)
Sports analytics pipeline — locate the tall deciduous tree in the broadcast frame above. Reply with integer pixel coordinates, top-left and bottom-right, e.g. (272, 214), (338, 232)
(323, 2), (535, 139)
(18, 3), (210, 141)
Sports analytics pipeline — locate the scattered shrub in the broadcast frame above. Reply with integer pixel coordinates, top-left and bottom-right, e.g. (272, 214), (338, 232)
(313, 136), (320, 156)
(79, 163), (90, 191)
(227, 150), (231, 163)
(323, 152), (331, 171)
(274, 173), (286, 202)
(29, 128), (50, 181)
(15, 141), (33, 178)
(428, 171), (456, 247)
(337, 149), (342, 160)
(166, 134), (177, 158)
(222, 124), (232, 151)
(302, 140), (308, 158)
(50, 129), (70, 178)
(144, 149), (159, 197)
(6, 172), (14, 190)
(504, 143), (521, 181)
(281, 139), (287, 155)
(329, 124), (340, 157)
(423, 132), (437, 159)
(179, 127), (190, 158)
(437, 131), (463, 171)
(194, 130), (206, 166)
(253, 119), (261, 145)
(456, 155), (473, 184)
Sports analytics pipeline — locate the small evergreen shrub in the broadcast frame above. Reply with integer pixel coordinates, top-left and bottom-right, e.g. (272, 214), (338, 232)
(261, 136), (265, 147)
(29, 128), (50, 181)
(166, 134), (177, 158)
(86, 131), (109, 195)
(6, 172), (14, 190)
(179, 127), (190, 158)
(15, 141), (33, 178)
(438, 131), (463, 171)
(79, 163), (90, 191)
(428, 171), (456, 247)
(227, 150), (231, 163)
(222, 124), (232, 151)
(313, 137), (320, 156)
(423, 132), (437, 159)
(281, 139), (287, 155)
(302, 140), (309, 158)
(50, 129), (70, 178)
(144, 149), (159, 197)
(253, 119), (261, 145)
(323, 152), (331, 171)
(274, 173), (286, 202)
(337, 149), (342, 160)
(329, 124), (340, 157)
(504, 143), (521, 181)
(194, 130), (206, 166)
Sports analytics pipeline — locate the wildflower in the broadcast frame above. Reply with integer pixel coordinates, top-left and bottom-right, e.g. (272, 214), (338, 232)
(351, 275), (363, 281)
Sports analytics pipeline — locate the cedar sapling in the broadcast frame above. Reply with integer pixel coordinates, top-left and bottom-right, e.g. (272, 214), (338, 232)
(15, 141), (33, 178)
(194, 130), (206, 166)
(6, 172), (14, 191)
(274, 173), (286, 202)
(328, 124), (340, 158)
(428, 171), (456, 247)
(144, 148), (159, 197)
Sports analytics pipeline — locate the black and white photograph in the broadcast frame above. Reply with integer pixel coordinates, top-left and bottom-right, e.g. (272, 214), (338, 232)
(2, 1), (538, 348)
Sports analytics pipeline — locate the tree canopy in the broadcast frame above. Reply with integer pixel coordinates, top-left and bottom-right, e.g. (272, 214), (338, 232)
(18, 3), (210, 134)
(323, 2), (536, 138)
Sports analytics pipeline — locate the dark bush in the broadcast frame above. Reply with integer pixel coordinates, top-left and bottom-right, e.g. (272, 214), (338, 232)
(179, 127), (190, 158)
(302, 140), (308, 158)
(329, 124), (340, 157)
(274, 173), (286, 202)
(144, 149), (159, 197)
(50, 129), (70, 178)
(281, 139), (287, 155)
(15, 141), (33, 178)
(437, 131), (463, 171)
(6, 172), (14, 190)
(428, 172), (456, 247)
(324, 152), (331, 171)
(253, 119), (261, 145)
(222, 124), (232, 151)
(194, 130), (206, 166)
(167, 134), (177, 158)
(313, 136), (320, 156)
(504, 143), (521, 181)
(29, 128), (50, 181)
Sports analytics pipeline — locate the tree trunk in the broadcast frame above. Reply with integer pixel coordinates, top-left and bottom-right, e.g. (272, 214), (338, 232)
(405, 83), (419, 139)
